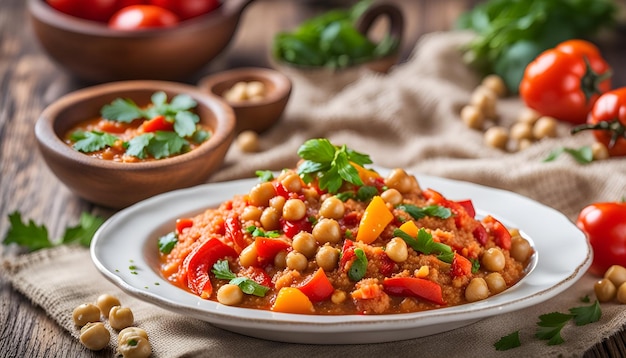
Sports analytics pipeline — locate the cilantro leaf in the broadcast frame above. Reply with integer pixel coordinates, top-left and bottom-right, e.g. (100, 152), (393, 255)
(246, 226), (280, 238)
(569, 300), (601, 326)
(397, 204), (452, 220)
(211, 260), (270, 297)
(348, 248), (368, 281)
(72, 131), (119, 153)
(394, 228), (454, 263)
(212, 260), (237, 280)
(543, 146), (593, 164)
(168, 94), (197, 112)
(146, 131), (188, 159)
(158, 232), (178, 254)
(191, 129), (210, 144)
(173, 110), (199, 138)
(256, 170), (275, 182)
(101, 98), (146, 122)
(494, 331), (521, 351)
(3, 211), (51, 251)
(356, 186), (378, 202)
(126, 133), (153, 159)
(535, 311), (573, 345)
(60, 212), (105, 247)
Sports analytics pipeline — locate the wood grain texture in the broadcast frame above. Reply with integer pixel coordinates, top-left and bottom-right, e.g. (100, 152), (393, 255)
(1, 0), (625, 356)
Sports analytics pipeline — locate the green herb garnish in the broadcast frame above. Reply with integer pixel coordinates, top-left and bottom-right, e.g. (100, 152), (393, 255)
(297, 138), (372, 194)
(397, 204), (452, 220)
(393, 228), (454, 263)
(71, 130), (119, 153)
(348, 248), (368, 281)
(3, 211), (105, 251)
(245, 226), (280, 238)
(158, 232), (178, 254)
(211, 260), (270, 297)
(255, 170), (275, 182)
(494, 331), (522, 351)
(543, 146), (593, 164)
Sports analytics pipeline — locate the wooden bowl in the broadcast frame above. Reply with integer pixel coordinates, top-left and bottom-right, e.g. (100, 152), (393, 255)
(199, 67), (292, 133)
(34, 81), (236, 209)
(27, 0), (254, 83)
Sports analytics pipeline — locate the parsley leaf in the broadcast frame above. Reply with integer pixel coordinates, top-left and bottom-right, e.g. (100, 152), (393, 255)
(535, 312), (573, 345)
(211, 260), (270, 297)
(101, 98), (146, 122)
(158, 232), (178, 254)
(356, 186), (379, 201)
(246, 226), (280, 238)
(297, 138), (372, 194)
(394, 228), (454, 263)
(147, 131), (188, 159)
(494, 331), (521, 351)
(569, 300), (601, 326)
(3, 211), (104, 251)
(348, 248), (368, 281)
(255, 170), (275, 182)
(126, 133), (153, 159)
(71, 130), (119, 153)
(543, 146), (593, 164)
(397, 204), (452, 220)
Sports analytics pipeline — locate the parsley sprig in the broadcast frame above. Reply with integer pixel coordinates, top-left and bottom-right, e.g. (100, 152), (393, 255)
(543, 146), (593, 164)
(397, 204), (452, 220)
(211, 260), (270, 297)
(393, 227), (454, 263)
(297, 138), (373, 194)
(2, 211), (104, 251)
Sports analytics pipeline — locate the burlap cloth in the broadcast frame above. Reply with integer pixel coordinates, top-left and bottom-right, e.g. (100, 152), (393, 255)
(3, 31), (626, 357)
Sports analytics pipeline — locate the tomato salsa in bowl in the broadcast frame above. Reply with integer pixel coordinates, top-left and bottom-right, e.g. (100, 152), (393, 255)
(35, 80), (235, 209)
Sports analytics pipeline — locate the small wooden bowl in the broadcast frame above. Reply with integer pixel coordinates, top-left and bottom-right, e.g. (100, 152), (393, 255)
(28, 0), (254, 83)
(199, 67), (292, 133)
(34, 81), (236, 209)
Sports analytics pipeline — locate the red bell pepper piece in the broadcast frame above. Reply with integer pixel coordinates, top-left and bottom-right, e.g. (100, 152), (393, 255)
(472, 224), (488, 246)
(451, 252), (472, 278)
(482, 215), (512, 250)
(142, 115), (174, 132)
(281, 217), (312, 239)
(225, 214), (247, 254)
(175, 218), (193, 235)
(456, 199), (476, 218)
(339, 240), (356, 271)
(383, 277), (446, 306)
(298, 268), (334, 302)
(182, 238), (237, 299)
(254, 236), (291, 259)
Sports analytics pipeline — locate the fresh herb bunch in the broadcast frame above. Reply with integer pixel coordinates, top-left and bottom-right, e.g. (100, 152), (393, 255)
(70, 91), (210, 160)
(272, 0), (398, 68)
(297, 138), (373, 194)
(456, 0), (617, 93)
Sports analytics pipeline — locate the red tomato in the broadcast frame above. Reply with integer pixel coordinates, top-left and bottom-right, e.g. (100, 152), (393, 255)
(175, 218), (193, 234)
(519, 39), (612, 125)
(451, 252), (472, 278)
(46, 0), (118, 22)
(576, 202), (626, 276)
(481, 215), (512, 250)
(142, 115), (174, 132)
(117, 0), (146, 8)
(108, 5), (180, 30)
(149, 0), (220, 20)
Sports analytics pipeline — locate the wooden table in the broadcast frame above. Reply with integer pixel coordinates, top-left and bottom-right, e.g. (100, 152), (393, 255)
(1, 0), (625, 356)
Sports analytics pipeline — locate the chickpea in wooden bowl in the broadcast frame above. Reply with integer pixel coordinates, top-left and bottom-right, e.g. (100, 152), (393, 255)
(34, 80), (236, 209)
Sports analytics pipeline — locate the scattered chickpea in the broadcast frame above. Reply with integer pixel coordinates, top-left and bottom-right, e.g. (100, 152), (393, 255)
(484, 126), (509, 150)
(223, 81), (266, 102)
(109, 306), (134, 330)
(72, 303), (101, 327)
(509, 122), (534, 141)
(217, 284), (244, 306)
(273, 250), (288, 269)
(460, 105), (484, 130)
(470, 86), (497, 119)
(236, 130), (260, 153)
(604, 265), (626, 287)
(533, 116), (558, 139)
(594, 279), (617, 302)
(79, 322), (110, 351)
(95, 294), (121, 318)
(617, 283), (626, 304)
(591, 142), (609, 161)
(117, 335), (152, 358)
(481, 74), (507, 97)
(517, 107), (541, 125)
(118, 327), (149, 345)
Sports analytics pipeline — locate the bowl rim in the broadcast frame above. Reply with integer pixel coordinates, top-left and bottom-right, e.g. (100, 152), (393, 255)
(198, 67), (292, 110)
(34, 80), (236, 171)
(27, 0), (253, 37)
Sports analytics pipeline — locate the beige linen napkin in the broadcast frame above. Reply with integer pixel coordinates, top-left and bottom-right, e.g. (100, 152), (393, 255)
(3, 31), (626, 357)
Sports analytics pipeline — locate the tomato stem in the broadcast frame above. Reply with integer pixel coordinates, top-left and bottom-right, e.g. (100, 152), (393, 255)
(571, 119), (626, 149)
(580, 56), (613, 103)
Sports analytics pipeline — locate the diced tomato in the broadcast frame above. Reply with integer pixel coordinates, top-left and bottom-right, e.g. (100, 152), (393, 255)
(298, 268), (334, 302)
(342, 211), (360, 226)
(383, 277), (446, 306)
(281, 218), (312, 239)
(378, 251), (396, 276)
(181, 238), (237, 299)
(225, 214), (247, 254)
(339, 240), (356, 271)
(482, 215), (512, 250)
(142, 115), (174, 132)
(254, 237), (291, 259)
(456, 199), (476, 218)
(273, 182), (290, 199)
(175, 218), (193, 235)
(451, 252), (472, 278)
(472, 224), (488, 246)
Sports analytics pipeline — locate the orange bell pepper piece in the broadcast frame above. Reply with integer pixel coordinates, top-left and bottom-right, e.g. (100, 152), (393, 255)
(398, 220), (419, 237)
(271, 287), (315, 314)
(356, 196), (394, 244)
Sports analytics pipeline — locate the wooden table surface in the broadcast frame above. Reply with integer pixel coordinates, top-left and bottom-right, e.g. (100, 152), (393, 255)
(1, 0), (626, 357)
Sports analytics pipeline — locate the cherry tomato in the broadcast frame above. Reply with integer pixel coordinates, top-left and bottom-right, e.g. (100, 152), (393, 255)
(108, 5), (179, 30)
(519, 39), (612, 125)
(46, 0), (118, 22)
(149, 0), (220, 20)
(576, 202), (626, 276)
(572, 88), (626, 157)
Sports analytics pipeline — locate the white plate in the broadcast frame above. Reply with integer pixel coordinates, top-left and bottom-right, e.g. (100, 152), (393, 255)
(91, 172), (591, 344)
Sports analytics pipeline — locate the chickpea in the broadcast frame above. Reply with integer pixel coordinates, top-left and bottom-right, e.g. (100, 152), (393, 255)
(380, 188), (403, 206)
(117, 335), (152, 358)
(604, 265), (626, 287)
(316, 245), (339, 271)
(385, 168), (413, 193)
(517, 107), (541, 125)
(460, 105), (484, 130)
(471, 86), (497, 119)
(260, 207), (280, 231)
(79, 322), (110, 351)
(510, 236), (532, 263)
(484, 126), (509, 150)
(617, 283), (626, 304)
(509, 122), (534, 141)
(274, 250), (287, 269)
(248, 182), (276, 207)
(465, 278), (490, 302)
(269, 196), (286, 213)
(312, 218), (341, 244)
(319, 196), (345, 219)
(118, 327), (148, 345)
(286, 251), (308, 271)
(517, 138), (533, 151)
(533, 116), (558, 139)
(223, 82), (248, 102)
(282, 198), (306, 221)
(239, 243), (258, 267)
(241, 205), (263, 222)
(386, 237), (408, 263)
(592, 142), (609, 160)
(217, 284), (244, 306)
(482, 248), (506, 272)
(109, 306), (134, 330)
(292, 232), (318, 258)
(72, 303), (101, 327)
(594, 279), (617, 302)
(485, 272), (507, 294)
(281, 173), (303, 193)
(236, 130), (260, 153)
(95, 294), (121, 318)
(481, 74), (507, 97)
(245, 81), (266, 99)
(331, 290), (347, 304)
